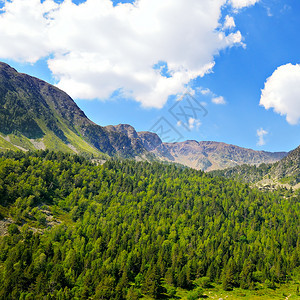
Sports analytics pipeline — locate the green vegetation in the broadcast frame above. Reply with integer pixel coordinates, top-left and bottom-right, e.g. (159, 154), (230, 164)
(0, 151), (299, 299)
(210, 163), (273, 184)
(0, 135), (19, 151)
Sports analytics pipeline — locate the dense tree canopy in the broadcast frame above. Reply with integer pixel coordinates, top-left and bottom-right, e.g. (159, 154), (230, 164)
(0, 151), (299, 299)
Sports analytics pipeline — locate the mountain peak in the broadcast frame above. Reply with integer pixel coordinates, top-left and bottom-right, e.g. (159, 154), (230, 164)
(0, 61), (16, 70)
(138, 131), (162, 151)
(105, 124), (139, 139)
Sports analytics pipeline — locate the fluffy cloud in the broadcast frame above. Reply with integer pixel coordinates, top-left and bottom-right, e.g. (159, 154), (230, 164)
(212, 96), (226, 105)
(224, 15), (235, 29)
(230, 0), (259, 9)
(199, 88), (226, 104)
(188, 118), (202, 130)
(0, 0), (58, 63)
(200, 88), (211, 95)
(0, 0), (256, 108)
(260, 63), (300, 125)
(177, 118), (201, 130)
(256, 128), (268, 146)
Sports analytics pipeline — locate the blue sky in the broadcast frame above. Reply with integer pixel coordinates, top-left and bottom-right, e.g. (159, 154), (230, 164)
(0, 0), (299, 152)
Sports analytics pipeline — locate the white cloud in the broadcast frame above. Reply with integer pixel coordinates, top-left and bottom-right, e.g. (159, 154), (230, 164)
(260, 63), (300, 125)
(188, 118), (202, 130)
(0, 0), (58, 63)
(212, 96), (226, 105)
(230, 0), (260, 9)
(200, 88), (211, 95)
(0, 0), (255, 108)
(177, 118), (201, 130)
(256, 128), (268, 146)
(198, 87), (226, 105)
(224, 15), (235, 29)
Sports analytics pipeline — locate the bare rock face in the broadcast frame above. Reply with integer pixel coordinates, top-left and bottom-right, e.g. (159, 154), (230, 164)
(137, 131), (162, 151)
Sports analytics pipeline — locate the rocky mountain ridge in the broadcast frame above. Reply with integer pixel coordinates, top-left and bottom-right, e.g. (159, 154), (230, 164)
(0, 61), (287, 171)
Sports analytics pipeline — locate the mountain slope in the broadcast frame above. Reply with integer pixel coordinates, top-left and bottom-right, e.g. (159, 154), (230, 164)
(0, 61), (287, 170)
(271, 145), (300, 181)
(211, 145), (300, 189)
(0, 62), (148, 158)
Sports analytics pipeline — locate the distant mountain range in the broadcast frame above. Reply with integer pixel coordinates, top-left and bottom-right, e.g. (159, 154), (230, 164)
(0, 62), (288, 171)
(143, 139), (287, 171)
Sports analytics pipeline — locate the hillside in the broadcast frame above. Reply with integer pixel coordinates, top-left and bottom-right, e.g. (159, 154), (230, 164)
(0, 151), (299, 299)
(0, 62), (148, 158)
(211, 145), (300, 189)
(0, 62), (287, 170)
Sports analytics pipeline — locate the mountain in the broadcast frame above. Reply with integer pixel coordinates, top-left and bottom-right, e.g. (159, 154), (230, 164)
(0, 61), (287, 170)
(145, 139), (286, 171)
(211, 145), (300, 189)
(0, 62), (149, 158)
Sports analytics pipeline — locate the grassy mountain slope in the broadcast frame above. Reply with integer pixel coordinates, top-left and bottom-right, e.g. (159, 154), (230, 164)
(0, 62), (147, 158)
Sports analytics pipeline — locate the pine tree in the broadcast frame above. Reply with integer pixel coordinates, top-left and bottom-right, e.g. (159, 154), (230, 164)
(142, 265), (162, 298)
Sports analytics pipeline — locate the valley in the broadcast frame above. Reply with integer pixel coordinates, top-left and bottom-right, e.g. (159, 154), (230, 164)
(0, 63), (299, 300)
(0, 151), (299, 299)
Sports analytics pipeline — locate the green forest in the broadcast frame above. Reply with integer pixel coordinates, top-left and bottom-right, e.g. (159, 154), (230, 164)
(0, 151), (299, 299)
